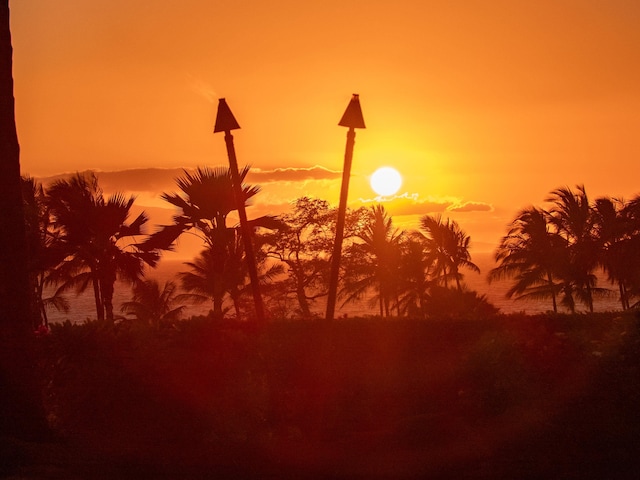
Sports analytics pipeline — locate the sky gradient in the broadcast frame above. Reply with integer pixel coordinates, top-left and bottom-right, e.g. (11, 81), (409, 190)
(10, 0), (640, 255)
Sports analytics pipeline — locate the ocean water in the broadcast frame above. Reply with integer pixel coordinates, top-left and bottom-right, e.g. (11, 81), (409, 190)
(45, 252), (623, 324)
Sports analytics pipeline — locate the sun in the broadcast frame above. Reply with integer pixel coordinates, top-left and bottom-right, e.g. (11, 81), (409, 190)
(370, 166), (402, 197)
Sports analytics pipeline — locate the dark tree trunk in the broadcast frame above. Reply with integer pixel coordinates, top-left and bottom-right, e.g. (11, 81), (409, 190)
(0, 1), (49, 440)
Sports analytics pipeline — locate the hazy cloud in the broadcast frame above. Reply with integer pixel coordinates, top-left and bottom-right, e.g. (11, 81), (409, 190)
(37, 165), (342, 194)
(247, 166), (341, 183)
(448, 201), (494, 213)
(358, 193), (493, 217)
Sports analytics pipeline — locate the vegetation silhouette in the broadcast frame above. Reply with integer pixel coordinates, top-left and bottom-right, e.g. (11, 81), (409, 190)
(491, 185), (640, 313)
(1, 2), (51, 442)
(46, 173), (159, 322)
(144, 166), (281, 320)
(120, 279), (185, 329)
(341, 204), (403, 317)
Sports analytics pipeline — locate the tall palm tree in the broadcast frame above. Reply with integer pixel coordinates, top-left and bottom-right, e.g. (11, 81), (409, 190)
(419, 214), (479, 291)
(489, 207), (566, 313)
(592, 196), (633, 310)
(0, 2), (51, 440)
(341, 205), (403, 317)
(546, 185), (602, 312)
(47, 173), (159, 321)
(21, 176), (69, 326)
(120, 279), (185, 328)
(146, 166), (279, 320)
(395, 231), (434, 317)
(621, 195), (640, 307)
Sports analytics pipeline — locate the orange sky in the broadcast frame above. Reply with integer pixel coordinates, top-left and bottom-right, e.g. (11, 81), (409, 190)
(10, 0), (640, 255)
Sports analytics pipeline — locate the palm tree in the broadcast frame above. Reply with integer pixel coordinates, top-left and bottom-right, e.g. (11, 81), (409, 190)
(21, 176), (69, 326)
(0, 1), (51, 439)
(146, 166), (279, 320)
(120, 279), (185, 328)
(621, 195), (640, 307)
(546, 185), (602, 312)
(592, 196), (633, 310)
(47, 173), (159, 322)
(419, 214), (479, 291)
(395, 231), (434, 317)
(489, 207), (566, 313)
(341, 205), (403, 317)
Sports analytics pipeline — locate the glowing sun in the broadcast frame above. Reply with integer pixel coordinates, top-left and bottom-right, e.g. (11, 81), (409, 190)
(370, 166), (402, 196)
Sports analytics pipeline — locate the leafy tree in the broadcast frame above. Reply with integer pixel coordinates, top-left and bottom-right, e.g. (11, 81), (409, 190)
(47, 173), (159, 322)
(489, 207), (566, 313)
(260, 197), (334, 318)
(120, 279), (185, 328)
(418, 214), (479, 291)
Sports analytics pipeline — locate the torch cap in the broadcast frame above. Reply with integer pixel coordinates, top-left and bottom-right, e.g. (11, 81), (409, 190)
(214, 98), (241, 133)
(338, 94), (366, 129)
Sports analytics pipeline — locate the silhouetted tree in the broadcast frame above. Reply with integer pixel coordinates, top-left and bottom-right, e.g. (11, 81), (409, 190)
(341, 205), (403, 317)
(621, 195), (640, 307)
(47, 173), (159, 321)
(260, 197), (334, 318)
(395, 231), (434, 317)
(419, 214), (479, 291)
(120, 279), (185, 328)
(547, 185), (603, 312)
(146, 166), (278, 319)
(0, 0), (49, 440)
(489, 207), (566, 313)
(21, 176), (69, 326)
(592, 196), (632, 310)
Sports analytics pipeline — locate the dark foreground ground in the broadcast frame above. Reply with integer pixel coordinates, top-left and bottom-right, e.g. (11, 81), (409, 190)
(2, 312), (640, 479)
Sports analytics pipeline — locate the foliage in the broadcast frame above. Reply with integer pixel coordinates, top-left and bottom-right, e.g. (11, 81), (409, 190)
(35, 313), (640, 477)
(120, 279), (185, 328)
(259, 197), (335, 318)
(492, 185), (640, 313)
(341, 205), (404, 317)
(46, 173), (159, 322)
(146, 166), (281, 320)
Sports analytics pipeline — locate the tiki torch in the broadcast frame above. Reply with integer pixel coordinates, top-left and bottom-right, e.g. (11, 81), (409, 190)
(325, 94), (366, 321)
(214, 98), (265, 323)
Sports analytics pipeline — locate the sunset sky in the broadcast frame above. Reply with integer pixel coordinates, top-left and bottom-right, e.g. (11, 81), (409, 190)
(10, 0), (640, 256)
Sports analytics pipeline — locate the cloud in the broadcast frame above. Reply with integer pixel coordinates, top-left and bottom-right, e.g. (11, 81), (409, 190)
(37, 165), (342, 195)
(38, 168), (187, 195)
(358, 192), (454, 216)
(247, 165), (341, 183)
(357, 193), (494, 216)
(447, 201), (494, 213)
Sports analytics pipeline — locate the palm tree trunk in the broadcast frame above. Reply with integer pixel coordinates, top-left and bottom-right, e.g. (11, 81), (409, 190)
(619, 282), (628, 311)
(0, 0), (50, 439)
(92, 275), (104, 321)
(213, 278), (224, 320)
(546, 272), (557, 313)
(102, 280), (115, 322)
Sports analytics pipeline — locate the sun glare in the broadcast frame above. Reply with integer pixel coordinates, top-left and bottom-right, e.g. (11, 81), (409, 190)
(370, 166), (402, 197)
